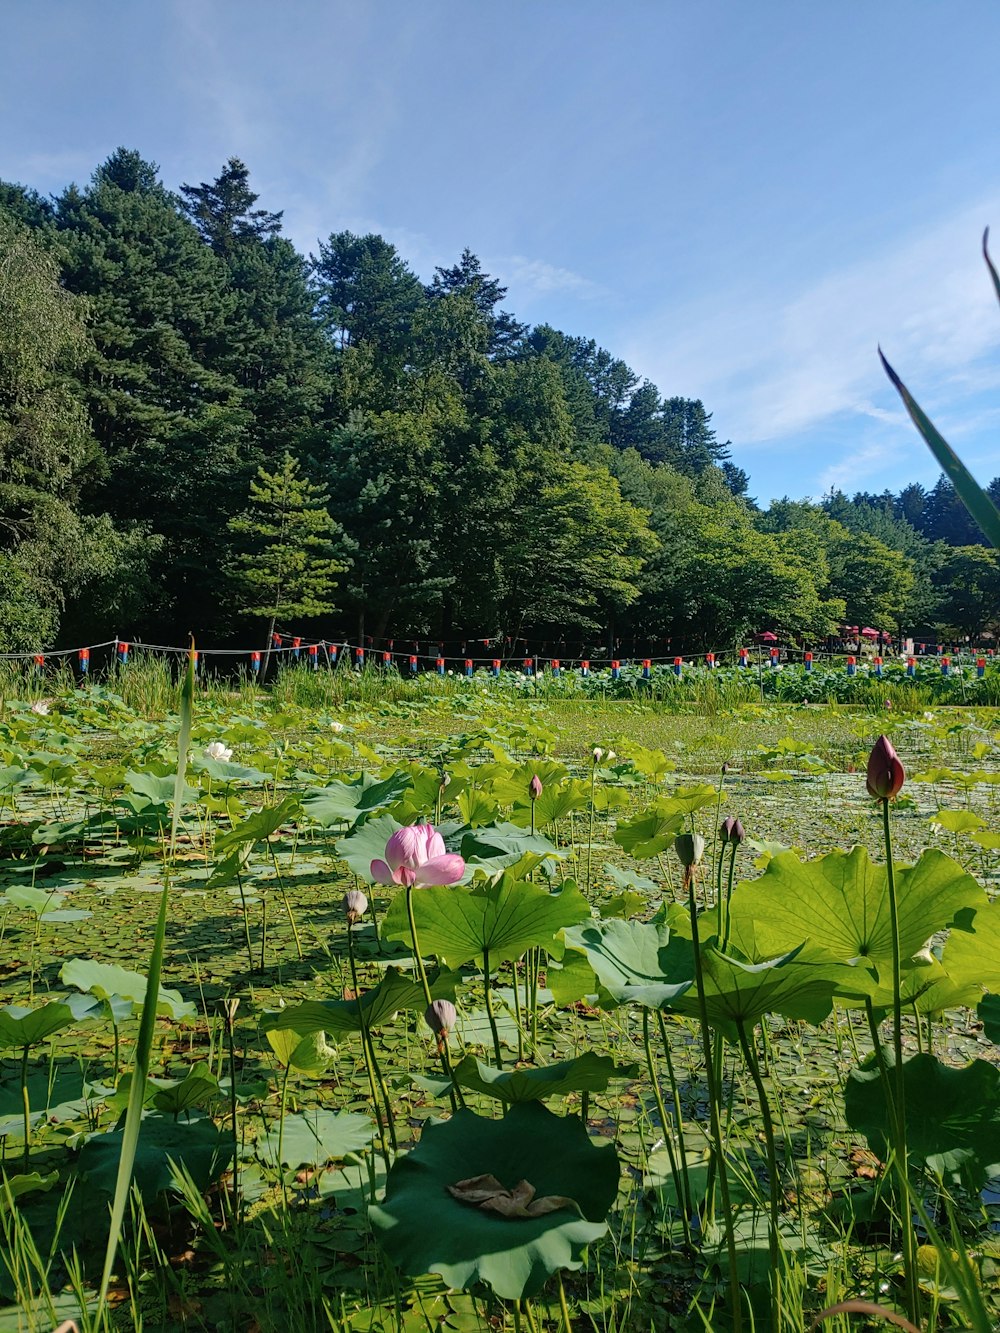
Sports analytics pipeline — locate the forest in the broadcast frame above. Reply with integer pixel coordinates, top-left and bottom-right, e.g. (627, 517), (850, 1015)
(3, 148), (1000, 655)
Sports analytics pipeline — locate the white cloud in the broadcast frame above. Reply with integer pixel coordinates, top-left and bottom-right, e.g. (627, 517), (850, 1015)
(500, 255), (602, 301)
(619, 194), (1000, 450)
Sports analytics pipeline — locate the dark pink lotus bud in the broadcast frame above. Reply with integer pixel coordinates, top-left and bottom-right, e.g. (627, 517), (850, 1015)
(529, 774), (543, 801)
(866, 735), (905, 800)
(720, 817), (745, 844)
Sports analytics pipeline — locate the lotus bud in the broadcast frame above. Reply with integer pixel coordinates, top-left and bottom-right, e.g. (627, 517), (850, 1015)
(529, 774), (543, 801)
(425, 998), (457, 1052)
(592, 747), (604, 763)
(720, 817), (745, 845)
(439, 772), (451, 791)
(342, 889), (368, 924)
(674, 833), (705, 867)
(866, 735), (905, 800)
(721, 761), (729, 775)
(606, 750), (616, 763)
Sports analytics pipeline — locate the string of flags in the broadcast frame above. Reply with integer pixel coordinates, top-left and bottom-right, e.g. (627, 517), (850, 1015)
(3, 634), (995, 679)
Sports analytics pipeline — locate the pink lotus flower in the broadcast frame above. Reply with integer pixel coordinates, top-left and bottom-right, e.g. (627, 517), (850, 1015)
(370, 824), (465, 888)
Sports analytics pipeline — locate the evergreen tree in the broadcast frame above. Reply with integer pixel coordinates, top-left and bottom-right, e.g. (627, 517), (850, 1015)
(53, 150), (250, 632)
(180, 157), (283, 256)
(428, 248), (527, 356)
(227, 453), (350, 673)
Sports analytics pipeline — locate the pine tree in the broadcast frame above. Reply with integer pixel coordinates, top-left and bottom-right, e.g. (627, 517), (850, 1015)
(227, 453), (350, 675)
(180, 157), (282, 256)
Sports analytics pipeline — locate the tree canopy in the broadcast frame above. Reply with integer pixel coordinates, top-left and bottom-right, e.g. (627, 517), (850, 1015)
(0, 147), (995, 653)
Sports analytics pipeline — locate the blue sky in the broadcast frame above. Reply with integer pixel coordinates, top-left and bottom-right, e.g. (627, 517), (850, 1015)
(5, 0), (1000, 504)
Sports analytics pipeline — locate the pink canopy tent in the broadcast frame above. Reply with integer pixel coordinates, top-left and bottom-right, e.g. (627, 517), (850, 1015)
(756, 631), (778, 642)
(860, 628), (881, 639)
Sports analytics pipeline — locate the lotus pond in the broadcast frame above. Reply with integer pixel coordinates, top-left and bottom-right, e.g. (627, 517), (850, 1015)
(2, 669), (1000, 1333)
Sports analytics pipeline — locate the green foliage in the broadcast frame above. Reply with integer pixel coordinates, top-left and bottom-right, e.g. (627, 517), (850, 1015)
(226, 451), (349, 637)
(369, 1103), (620, 1300)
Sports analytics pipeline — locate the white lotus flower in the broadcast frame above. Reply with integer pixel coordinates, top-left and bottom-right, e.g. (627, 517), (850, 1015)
(204, 741), (233, 762)
(592, 747), (604, 763)
(30, 700), (50, 716)
(330, 721), (345, 733)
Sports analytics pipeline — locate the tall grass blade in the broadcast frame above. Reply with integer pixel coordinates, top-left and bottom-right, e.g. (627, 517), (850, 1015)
(95, 642), (196, 1316)
(879, 347), (1000, 549)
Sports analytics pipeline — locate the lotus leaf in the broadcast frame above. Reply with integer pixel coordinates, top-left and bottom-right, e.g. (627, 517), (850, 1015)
(59, 958), (195, 1020)
(560, 918), (694, 1007)
(381, 875), (590, 968)
(845, 1052), (1000, 1184)
(257, 1109), (373, 1168)
(260, 967), (460, 1038)
(77, 1113), (232, 1199)
(729, 847), (985, 971)
(369, 1103), (619, 1299)
(302, 772), (413, 828)
(452, 1052), (637, 1103)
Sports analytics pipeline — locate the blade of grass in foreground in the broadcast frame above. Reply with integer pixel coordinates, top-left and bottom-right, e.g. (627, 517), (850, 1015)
(95, 642), (196, 1319)
(879, 347), (1000, 549)
(879, 229), (1000, 550)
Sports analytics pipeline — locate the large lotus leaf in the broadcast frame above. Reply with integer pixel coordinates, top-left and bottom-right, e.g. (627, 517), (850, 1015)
(335, 814), (404, 881)
(191, 756), (270, 784)
(260, 967), (461, 1039)
(265, 1029), (335, 1075)
(942, 900), (1000, 992)
(603, 864), (659, 894)
(561, 919), (694, 1007)
(485, 760), (569, 810)
(257, 1109), (374, 1168)
(0, 1067), (98, 1131)
(979, 994), (1000, 1043)
(546, 953), (600, 1007)
(510, 779), (592, 828)
(381, 876), (590, 968)
(213, 795), (302, 852)
(0, 996), (102, 1050)
(844, 1052), (1000, 1183)
(369, 1103), (619, 1300)
(77, 1113), (232, 1199)
(671, 946), (852, 1039)
(59, 958), (195, 1020)
(728, 847), (985, 972)
(302, 772), (413, 829)
(930, 809), (987, 835)
(150, 1062), (221, 1115)
(859, 957), (981, 1019)
(457, 823), (564, 876)
(453, 1053), (637, 1103)
(612, 802), (685, 859)
(124, 770), (197, 808)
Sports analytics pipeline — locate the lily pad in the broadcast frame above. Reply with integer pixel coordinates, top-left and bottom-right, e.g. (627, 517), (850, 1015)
(369, 1103), (619, 1299)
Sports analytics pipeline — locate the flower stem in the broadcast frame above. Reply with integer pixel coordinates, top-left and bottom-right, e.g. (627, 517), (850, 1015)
(737, 1020), (781, 1333)
(405, 885), (461, 1110)
(482, 947), (503, 1069)
(642, 1009), (692, 1248)
(881, 796), (921, 1327)
(688, 872), (743, 1333)
(347, 927), (394, 1169)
